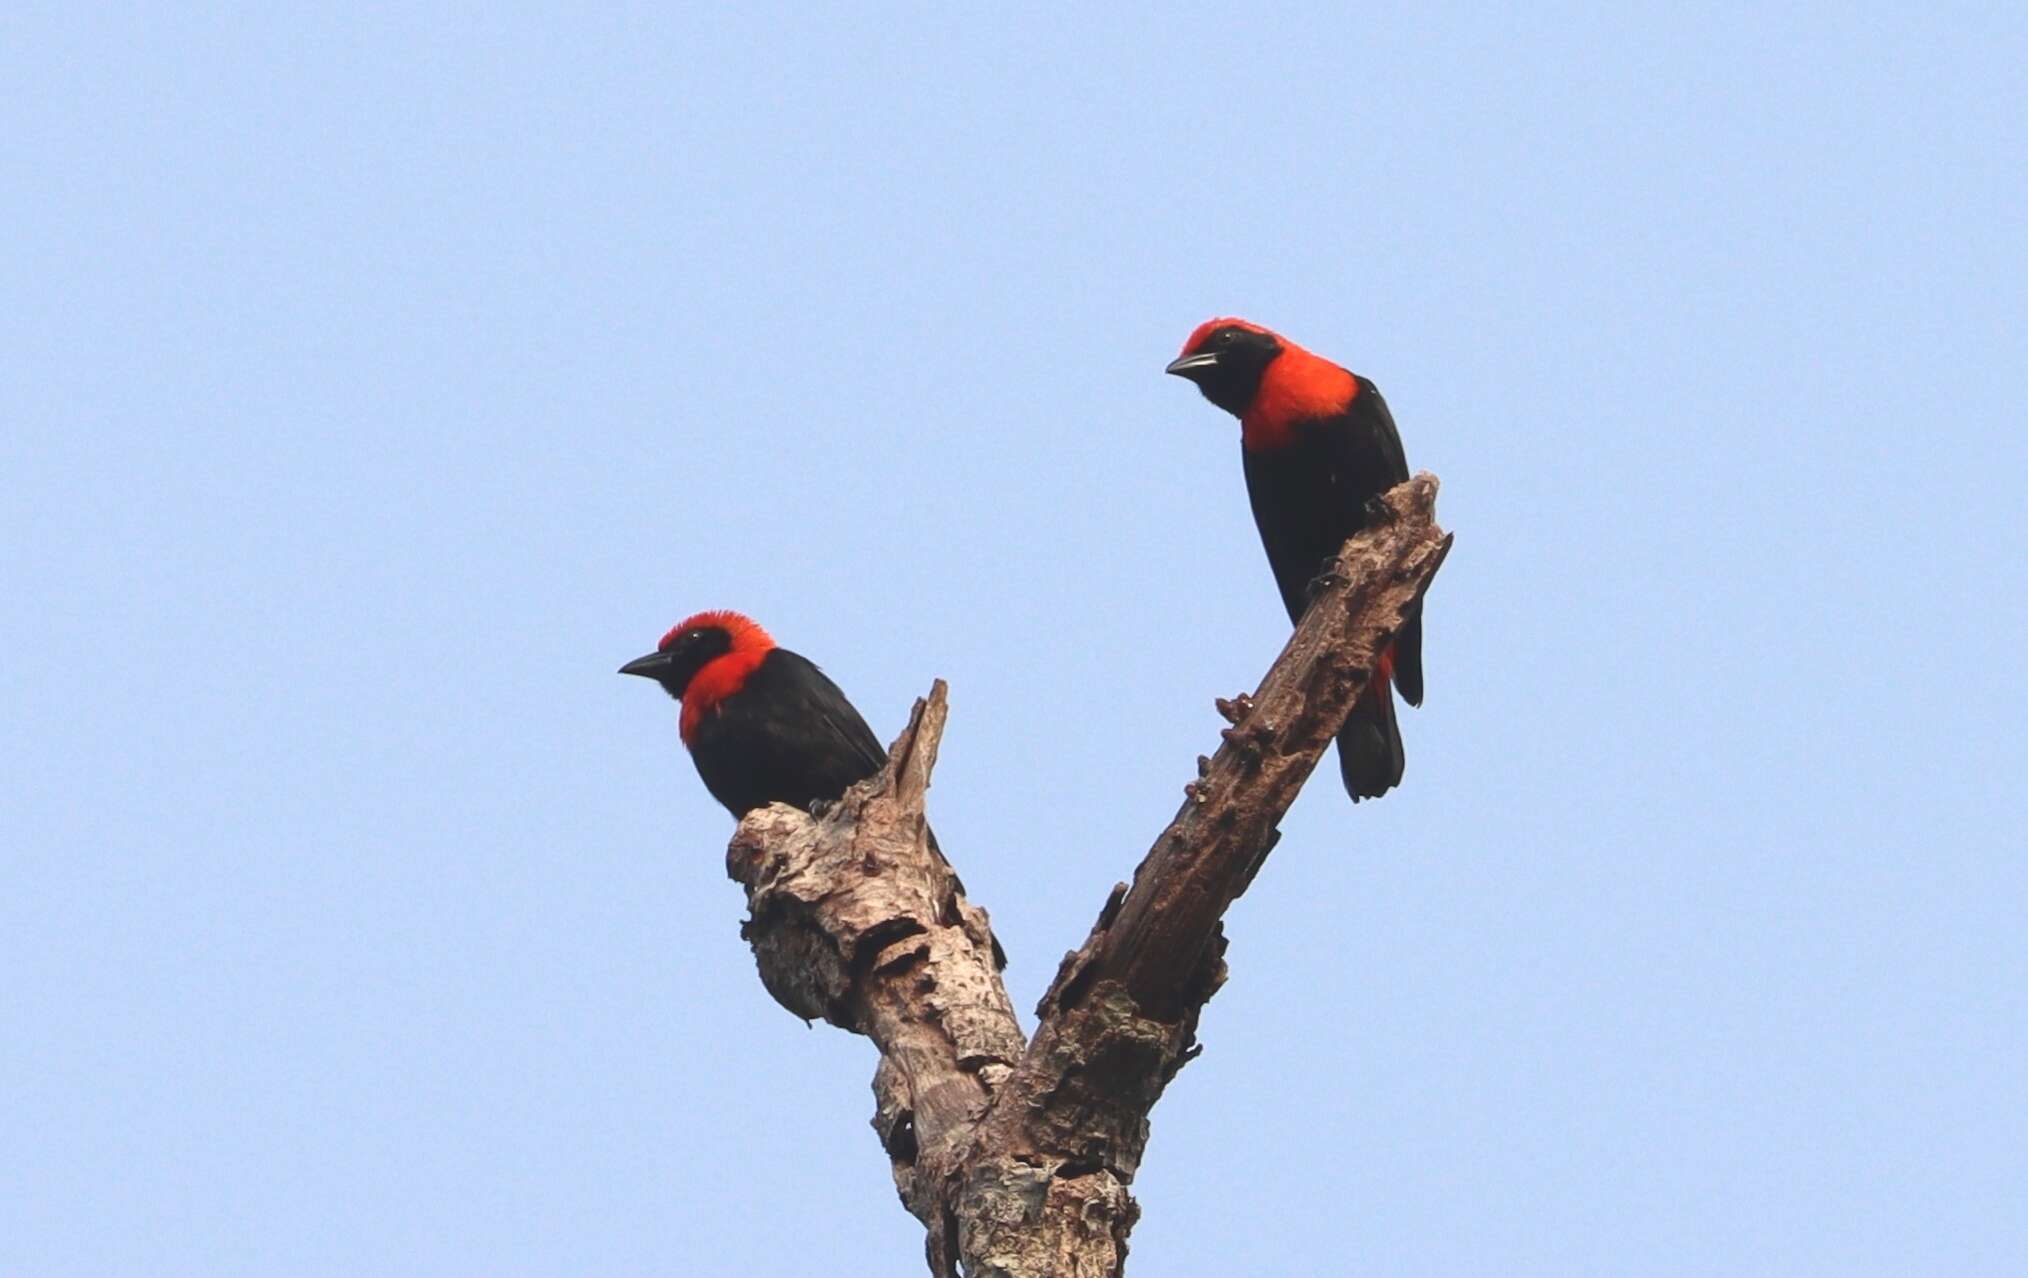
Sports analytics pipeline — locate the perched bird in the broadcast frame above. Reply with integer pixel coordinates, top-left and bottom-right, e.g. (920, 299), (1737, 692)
(622, 610), (1004, 966)
(1166, 317), (1424, 801)
(618, 610), (888, 818)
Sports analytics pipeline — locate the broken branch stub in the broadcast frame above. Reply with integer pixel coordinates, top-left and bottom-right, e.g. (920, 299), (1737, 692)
(725, 682), (1024, 1253)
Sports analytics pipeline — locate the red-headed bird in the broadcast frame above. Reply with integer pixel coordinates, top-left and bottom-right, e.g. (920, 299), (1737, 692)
(1166, 318), (1423, 801)
(622, 611), (1003, 967)
(618, 611), (889, 818)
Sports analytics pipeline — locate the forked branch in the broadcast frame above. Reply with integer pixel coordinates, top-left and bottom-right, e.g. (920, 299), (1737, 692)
(724, 473), (1452, 1277)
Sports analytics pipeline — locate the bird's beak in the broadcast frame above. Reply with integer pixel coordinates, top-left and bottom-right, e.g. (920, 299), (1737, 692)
(618, 650), (675, 680)
(1165, 351), (1221, 380)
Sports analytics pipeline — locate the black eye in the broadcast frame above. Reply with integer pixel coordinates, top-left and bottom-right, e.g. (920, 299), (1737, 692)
(1216, 330), (1235, 346)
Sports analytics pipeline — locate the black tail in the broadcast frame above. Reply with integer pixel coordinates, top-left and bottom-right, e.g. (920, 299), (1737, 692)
(1335, 678), (1405, 802)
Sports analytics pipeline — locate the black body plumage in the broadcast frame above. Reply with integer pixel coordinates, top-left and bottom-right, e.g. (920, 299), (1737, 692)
(686, 648), (888, 818)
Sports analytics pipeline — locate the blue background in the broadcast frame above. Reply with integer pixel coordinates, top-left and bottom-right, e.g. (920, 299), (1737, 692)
(6, 6), (2024, 1274)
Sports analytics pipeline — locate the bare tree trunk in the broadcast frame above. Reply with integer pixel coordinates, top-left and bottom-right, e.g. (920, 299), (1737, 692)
(725, 474), (1452, 1276)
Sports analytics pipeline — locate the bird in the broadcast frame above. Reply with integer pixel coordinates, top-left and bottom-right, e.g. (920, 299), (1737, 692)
(618, 610), (890, 818)
(622, 610), (1005, 967)
(1165, 317), (1423, 801)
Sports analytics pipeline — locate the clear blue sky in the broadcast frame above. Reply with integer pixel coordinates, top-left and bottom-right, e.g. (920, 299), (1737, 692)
(6, 6), (2024, 1275)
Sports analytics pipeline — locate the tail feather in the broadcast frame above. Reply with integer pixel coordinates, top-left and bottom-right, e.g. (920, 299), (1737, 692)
(1335, 676), (1405, 802)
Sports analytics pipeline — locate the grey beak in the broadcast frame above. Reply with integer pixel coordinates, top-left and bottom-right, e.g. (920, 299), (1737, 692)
(619, 650), (675, 679)
(1165, 351), (1222, 378)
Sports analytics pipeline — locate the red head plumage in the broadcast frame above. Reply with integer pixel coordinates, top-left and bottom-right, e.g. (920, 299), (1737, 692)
(633, 610), (778, 743)
(1179, 315), (1272, 356)
(1173, 316), (1360, 449)
(659, 609), (774, 655)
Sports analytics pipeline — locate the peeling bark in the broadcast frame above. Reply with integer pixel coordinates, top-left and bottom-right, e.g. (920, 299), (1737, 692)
(727, 685), (1023, 1273)
(722, 474), (1452, 1276)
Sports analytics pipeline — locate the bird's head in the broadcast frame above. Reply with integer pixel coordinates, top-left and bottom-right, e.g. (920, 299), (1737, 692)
(1165, 318), (1285, 416)
(619, 610), (773, 702)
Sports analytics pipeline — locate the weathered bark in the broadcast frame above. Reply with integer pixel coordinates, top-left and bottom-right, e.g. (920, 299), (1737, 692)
(728, 685), (1024, 1274)
(724, 474), (1452, 1276)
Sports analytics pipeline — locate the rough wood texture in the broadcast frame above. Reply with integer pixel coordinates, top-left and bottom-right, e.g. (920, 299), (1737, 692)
(727, 683), (1024, 1275)
(724, 474), (1451, 1276)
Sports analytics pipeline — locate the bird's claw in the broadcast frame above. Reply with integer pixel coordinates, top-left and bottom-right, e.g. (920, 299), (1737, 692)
(1214, 693), (1254, 724)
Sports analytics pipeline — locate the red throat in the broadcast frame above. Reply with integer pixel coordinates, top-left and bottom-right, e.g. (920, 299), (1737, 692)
(1184, 317), (1361, 451)
(665, 610), (776, 744)
(1244, 338), (1360, 450)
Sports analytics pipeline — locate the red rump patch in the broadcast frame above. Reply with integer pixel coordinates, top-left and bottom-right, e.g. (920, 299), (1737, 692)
(1375, 644), (1395, 687)
(660, 610), (777, 744)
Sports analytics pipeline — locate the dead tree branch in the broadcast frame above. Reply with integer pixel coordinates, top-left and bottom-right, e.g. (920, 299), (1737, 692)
(727, 684), (1024, 1273)
(724, 473), (1451, 1276)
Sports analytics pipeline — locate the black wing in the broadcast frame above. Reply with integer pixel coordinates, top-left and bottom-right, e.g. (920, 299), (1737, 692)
(764, 648), (889, 779)
(1349, 377), (1410, 487)
(1330, 380), (1422, 706)
(690, 648), (887, 816)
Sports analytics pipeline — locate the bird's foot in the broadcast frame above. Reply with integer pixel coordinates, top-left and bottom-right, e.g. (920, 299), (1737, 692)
(1305, 564), (1348, 601)
(1214, 692), (1254, 724)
